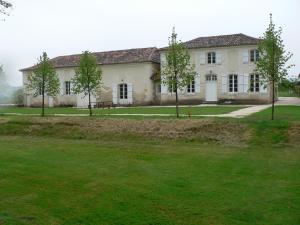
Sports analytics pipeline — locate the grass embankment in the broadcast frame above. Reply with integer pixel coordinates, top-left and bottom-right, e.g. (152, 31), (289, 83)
(0, 106), (299, 225)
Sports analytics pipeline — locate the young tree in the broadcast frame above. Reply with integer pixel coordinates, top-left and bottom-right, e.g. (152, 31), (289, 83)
(72, 51), (102, 116)
(161, 27), (196, 118)
(27, 52), (60, 117)
(256, 14), (294, 120)
(0, 0), (12, 16)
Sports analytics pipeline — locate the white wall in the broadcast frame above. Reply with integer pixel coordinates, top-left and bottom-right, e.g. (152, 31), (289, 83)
(160, 45), (271, 104)
(22, 62), (159, 107)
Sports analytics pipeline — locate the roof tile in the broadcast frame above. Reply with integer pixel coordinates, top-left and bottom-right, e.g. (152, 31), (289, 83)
(21, 47), (160, 72)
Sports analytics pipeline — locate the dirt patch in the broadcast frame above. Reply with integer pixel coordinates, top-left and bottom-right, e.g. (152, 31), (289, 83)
(0, 117), (10, 124)
(19, 117), (250, 145)
(288, 122), (300, 145)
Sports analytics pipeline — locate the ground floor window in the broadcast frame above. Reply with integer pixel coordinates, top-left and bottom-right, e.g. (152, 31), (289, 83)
(65, 81), (71, 95)
(119, 83), (128, 99)
(229, 74), (238, 93)
(168, 77), (176, 93)
(250, 74), (260, 92)
(187, 77), (195, 93)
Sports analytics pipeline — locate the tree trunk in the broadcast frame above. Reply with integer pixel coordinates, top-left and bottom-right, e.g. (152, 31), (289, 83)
(88, 91), (92, 116)
(272, 79), (275, 120)
(42, 92), (45, 117)
(42, 73), (45, 117)
(175, 87), (179, 118)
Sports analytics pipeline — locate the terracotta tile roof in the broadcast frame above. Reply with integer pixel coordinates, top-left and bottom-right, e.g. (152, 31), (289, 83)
(20, 47), (160, 72)
(160, 33), (261, 50)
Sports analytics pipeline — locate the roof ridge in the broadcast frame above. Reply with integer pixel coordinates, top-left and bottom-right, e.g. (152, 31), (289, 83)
(52, 47), (158, 60)
(185, 33), (252, 42)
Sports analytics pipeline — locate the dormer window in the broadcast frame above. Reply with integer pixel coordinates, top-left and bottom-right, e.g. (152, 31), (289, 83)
(207, 52), (216, 64)
(250, 49), (259, 62)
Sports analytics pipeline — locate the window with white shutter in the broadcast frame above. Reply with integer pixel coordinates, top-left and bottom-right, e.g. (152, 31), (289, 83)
(207, 52), (216, 64)
(119, 84), (128, 99)
(228, 74), (238, 93)
(187, 77), (195, 93)
(250, 74), (260, 93)
(250, 49), (260, 62)
(65, 81), (71, 95)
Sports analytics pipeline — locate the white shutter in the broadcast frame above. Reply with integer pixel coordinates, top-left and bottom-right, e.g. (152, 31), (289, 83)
(60, 81), (64, 95)
(243, 50), (249, 64)
(160, 53), (166, 66)
(160, 75), (168, 94)
(243, 74), (249, 93)
(238, 75), (244, 93)
(200, 52), (206, 65)
(112, 85), (118, 104)
(216, 53), (222, 65)
(127, 83), (133, 104)
(260, 76), (268, 93)
(222, 75), (228, 93)
(195, 75), (201, 93)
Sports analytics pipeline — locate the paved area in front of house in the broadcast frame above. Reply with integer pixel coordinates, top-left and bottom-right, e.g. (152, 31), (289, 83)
(276, 97), (300, 106)
(204, 105), (271, 118)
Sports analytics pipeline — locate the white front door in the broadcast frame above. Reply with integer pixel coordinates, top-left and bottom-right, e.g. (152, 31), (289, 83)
(119, 83), (128, 105)
(116, 83), (133, 105)
(205, 75), (218, 102)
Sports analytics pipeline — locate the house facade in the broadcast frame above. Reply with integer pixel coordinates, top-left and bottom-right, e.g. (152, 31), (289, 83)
(21, 33), (272, 107)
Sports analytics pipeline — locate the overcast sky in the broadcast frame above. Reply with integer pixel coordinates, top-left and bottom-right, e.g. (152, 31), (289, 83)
(0, 0), (299, 86)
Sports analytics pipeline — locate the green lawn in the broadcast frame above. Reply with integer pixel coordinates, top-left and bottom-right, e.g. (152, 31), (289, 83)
(278, 90), (299, 97)
(0, 106), (299, 225)
(245, 105), (300, 122)
(0, 106), (244, 116)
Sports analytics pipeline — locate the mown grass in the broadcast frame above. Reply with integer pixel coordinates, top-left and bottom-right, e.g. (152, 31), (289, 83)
(245, 105), (300, 122)
(0, 106), (299, 225)
(0, 106), (244, 116)
(278, 90), (299, 97)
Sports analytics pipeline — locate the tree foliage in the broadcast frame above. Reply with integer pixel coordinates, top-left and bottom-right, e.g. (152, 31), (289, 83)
(161, 27), (196, 117)
(72, 51), (102, 116)
(256, 14), (294, 120)
(27, 52), (60, 116)
(0, 0), (12, 16)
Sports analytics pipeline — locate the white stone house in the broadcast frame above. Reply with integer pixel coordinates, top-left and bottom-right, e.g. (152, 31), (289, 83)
(21, 48), (160, 107)
(159, 33), (271, 104)
(20, 33), (272, 107)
